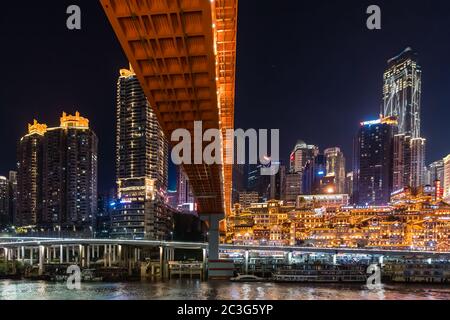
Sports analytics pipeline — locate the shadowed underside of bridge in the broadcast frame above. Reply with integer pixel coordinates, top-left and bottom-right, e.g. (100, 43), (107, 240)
(100, 0), (237, 216)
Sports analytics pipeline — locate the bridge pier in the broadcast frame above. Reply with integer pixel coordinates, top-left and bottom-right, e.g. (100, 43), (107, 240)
(200, 214), (223, 261)
(38, 245), (44, 276)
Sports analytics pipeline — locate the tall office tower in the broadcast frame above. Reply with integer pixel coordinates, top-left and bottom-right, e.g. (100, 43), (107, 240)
(17, 120), (46, 226)
(284, 172), (302, 205)
(302, 154), (327, 195)
(8, 171), (17, 225)
(382, 47), (422, 138)
(42, 112), (98, 231)
(177, 167), (195, 212)
(112, 67), (170, 240)
(232, 164), (245, 205)
(345, 172), (354, 201)
(428, 160), (445, 184)
(324, 147), (346, 194)
(353, 117), (397, 206)
(289, 140), (318, 173)
(444, 155), (450, 202)
(0, 176), (9, 227)
(410, 138), (426, 189)
(247, 163), (270, 201)
(392, 134), (411, 191)
(270, 163), (285, 200)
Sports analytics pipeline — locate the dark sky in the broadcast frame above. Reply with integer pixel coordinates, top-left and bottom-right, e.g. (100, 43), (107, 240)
(1, 0), (450, 193)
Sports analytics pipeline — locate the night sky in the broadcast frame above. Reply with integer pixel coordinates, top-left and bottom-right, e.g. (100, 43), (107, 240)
(1, 0), (450, 193)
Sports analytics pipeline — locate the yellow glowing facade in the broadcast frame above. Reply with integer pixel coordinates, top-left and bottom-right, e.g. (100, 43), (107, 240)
(27, 120), (47, 136)
(227, 195), (450, 252)
(60, 111), (89, 129)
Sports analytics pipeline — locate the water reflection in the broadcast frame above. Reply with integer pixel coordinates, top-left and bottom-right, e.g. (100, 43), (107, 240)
(0, 280), (449, 300)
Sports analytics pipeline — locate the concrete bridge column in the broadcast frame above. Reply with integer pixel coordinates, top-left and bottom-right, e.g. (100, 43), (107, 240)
(66, 246), (70, 263)
(30, 248), (34, 265)
(86, 246), (90, 268)
(21, 246), (25, 263)
(103, 245), (107, 267)
(200, 214), (223, 261)
(333, 254), (337, 265)
(108, 245), (112, 267)
(2, 248), (8, 263)
(38, 246), (45, 276)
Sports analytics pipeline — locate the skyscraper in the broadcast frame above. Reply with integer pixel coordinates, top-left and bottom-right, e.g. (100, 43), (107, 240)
(410, 138), (426, 189)
(324, 147), (346, 194)
(17, 120), (46, 226)
(382, 47), (421, 138)
(289, 140), (318, 174)
(0, 176), (9, 227)
(444, 155), (450, 202)
(41, 112), (98, 231)
(428, 160), (445, 185)
(177, 167), (195, 212)
(353, 117), (397, 205)
(392, 134), (411, 191)
(112, 67), (170, 240)
(8, 171), (17, 226)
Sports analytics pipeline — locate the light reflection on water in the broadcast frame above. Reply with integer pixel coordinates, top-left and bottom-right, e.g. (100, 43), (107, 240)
(0, 280), (449, 300)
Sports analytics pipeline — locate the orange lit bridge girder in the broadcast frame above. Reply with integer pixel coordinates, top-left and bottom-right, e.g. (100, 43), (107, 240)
(100, 0), (237, 216)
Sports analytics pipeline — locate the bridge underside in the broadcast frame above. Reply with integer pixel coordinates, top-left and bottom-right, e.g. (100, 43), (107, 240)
(100, 0), (237, 215)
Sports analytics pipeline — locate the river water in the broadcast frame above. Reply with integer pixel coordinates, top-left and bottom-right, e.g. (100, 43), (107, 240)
(0, 280), (449, 300)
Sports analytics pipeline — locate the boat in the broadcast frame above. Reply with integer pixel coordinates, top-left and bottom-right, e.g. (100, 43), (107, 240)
(272, 264), (368, 283)
(230, 274), (266, 282)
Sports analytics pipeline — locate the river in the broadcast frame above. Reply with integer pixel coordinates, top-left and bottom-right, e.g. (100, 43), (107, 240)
(0, 280), (449, 300)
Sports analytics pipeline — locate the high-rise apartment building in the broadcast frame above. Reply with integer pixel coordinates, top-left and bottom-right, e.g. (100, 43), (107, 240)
(41, 112), (98, 230)
(0, 176), (9, 227)
(17, 114), (97, 232)
(382, 47), (422, 138)
(112, 67), (170, 240)
(17, 120), (46, 226)
(444, 155), (450, 202)
(324, 147), (346, 194)
(353, 117), (397, 205)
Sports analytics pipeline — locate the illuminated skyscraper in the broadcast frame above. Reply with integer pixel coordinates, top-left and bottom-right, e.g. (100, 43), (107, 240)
(392, 134), (411, 191)
(8, 171), (17, 225)
(41, 112), (98, 231)
(382, 47), (422, 138)
(353, 118), (397, 205)
(428, 160), (445, 185)
(444, 155), (450, 202)
(410, 138), (426, 189)
(0, 176), (8, 227)
(112, 67), (170, 240)
(324, 147), (346, 194)
(17, 120), (46, 226)
(289, 140), (318, 174)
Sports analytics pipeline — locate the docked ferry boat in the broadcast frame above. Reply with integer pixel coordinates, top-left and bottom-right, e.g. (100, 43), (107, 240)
(272, 264), (368, 283)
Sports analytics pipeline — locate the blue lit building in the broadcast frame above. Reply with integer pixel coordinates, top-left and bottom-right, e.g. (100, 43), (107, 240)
(353, 117), (397, 206)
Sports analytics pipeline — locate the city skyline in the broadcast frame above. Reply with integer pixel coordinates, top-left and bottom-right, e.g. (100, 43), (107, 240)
(1, 1), (450, 192)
